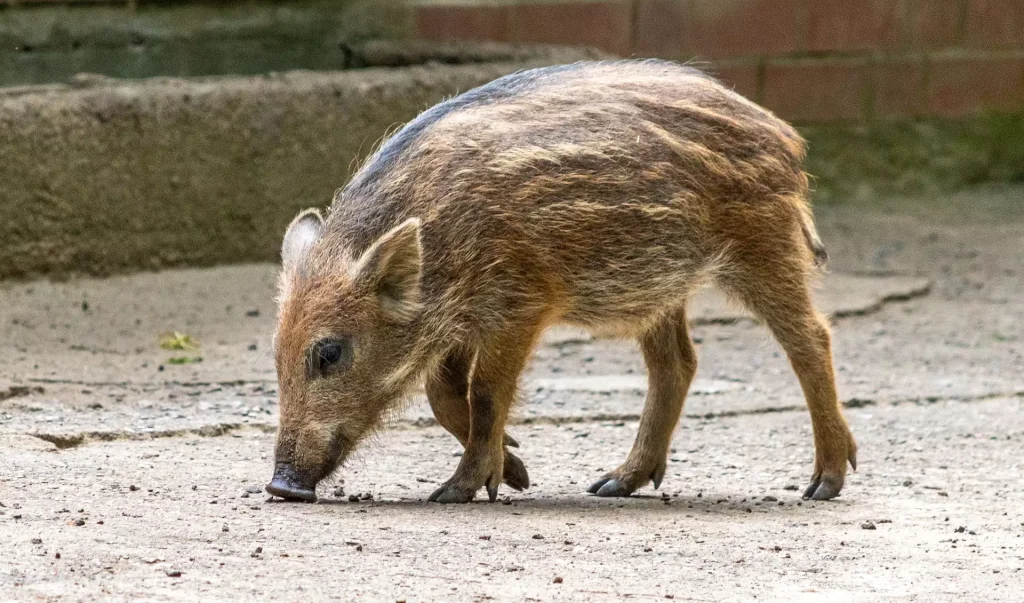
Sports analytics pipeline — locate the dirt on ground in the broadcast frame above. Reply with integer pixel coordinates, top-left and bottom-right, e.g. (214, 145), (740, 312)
(1, 184), (1023, 601)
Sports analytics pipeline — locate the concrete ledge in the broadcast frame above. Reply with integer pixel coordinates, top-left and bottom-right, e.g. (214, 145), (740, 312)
(2, 42), (1022, 280)
(0, 43), (605, 280)
(803, 115), (1024, 203)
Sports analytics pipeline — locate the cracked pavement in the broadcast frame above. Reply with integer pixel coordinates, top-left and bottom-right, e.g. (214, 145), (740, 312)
(1, 184), (1023, 601)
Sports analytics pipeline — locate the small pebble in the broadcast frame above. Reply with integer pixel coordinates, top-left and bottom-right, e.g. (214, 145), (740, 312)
(553, 577), (563, 584)
(861, 521), (877, 530)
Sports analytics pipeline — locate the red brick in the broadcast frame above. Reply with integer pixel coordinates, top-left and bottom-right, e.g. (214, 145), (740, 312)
(709, 63), (761, 101)
(414, 5), (511, 43)
(685, 0), (803, 58)
(908, 0), (962, 49)
(806, 0), (902, 52)
(508, 1), (634, 56)
(926, 57), (1024, 116)
(965, 0), (1024, 49)
(633, 0), (691, 57)
(762, 60), (869, 122)
(874, 59), (926, 118)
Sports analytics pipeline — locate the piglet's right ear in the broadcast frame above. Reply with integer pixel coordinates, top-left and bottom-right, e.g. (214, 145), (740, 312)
(281, 209), (323, 274)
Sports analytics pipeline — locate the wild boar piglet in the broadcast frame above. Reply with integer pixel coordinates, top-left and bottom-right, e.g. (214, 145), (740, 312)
(266, 59), (857, 504)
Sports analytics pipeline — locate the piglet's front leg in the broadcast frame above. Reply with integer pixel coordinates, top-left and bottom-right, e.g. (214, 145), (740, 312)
(425, 350), (530, 493)
(428, 326), (538, 503)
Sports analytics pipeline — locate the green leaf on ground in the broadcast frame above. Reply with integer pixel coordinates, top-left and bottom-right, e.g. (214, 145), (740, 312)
(160, 332), (199, 351)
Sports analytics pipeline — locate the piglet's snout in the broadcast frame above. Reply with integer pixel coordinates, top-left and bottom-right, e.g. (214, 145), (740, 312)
(265, 462), (318, 502)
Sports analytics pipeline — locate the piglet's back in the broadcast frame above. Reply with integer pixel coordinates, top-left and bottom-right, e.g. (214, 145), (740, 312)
(323, 60), (812, 324)
(332, 61), (804, 240)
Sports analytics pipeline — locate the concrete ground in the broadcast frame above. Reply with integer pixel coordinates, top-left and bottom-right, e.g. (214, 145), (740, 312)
(1, 184), (1023, 601)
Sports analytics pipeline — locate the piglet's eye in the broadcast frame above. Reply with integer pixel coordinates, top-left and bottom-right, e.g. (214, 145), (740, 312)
(310, 338), (353, 376)
(319, 343), (342, 365)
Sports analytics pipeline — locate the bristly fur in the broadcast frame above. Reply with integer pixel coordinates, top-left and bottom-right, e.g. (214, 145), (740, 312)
(271, 59), (856, 503)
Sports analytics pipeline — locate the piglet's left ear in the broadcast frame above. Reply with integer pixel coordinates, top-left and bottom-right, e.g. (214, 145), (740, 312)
(351, 218), (422, 322)
(281, 208), (323, 275)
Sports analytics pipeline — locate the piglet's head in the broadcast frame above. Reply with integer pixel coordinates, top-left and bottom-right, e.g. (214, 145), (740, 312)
(266, 209), (423, 502)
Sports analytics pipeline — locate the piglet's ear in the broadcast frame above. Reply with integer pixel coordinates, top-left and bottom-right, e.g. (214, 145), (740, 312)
(351, 218), (422, 323)
(281, 209), (323, 274)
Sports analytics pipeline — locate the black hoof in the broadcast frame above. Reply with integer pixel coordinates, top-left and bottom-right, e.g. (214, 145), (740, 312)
(503, 451), (530, 492)
(588, 478), (634, 497)
(428, 482), (475, 504)
(802, 477), (842, 501)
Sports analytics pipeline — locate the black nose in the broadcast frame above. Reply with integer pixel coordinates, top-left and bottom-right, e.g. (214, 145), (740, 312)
(265, 463), (317, 502)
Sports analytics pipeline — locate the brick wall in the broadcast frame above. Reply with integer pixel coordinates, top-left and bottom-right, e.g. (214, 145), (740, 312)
(0, 0), (408, 87)
(413, 0), (1024, 122)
